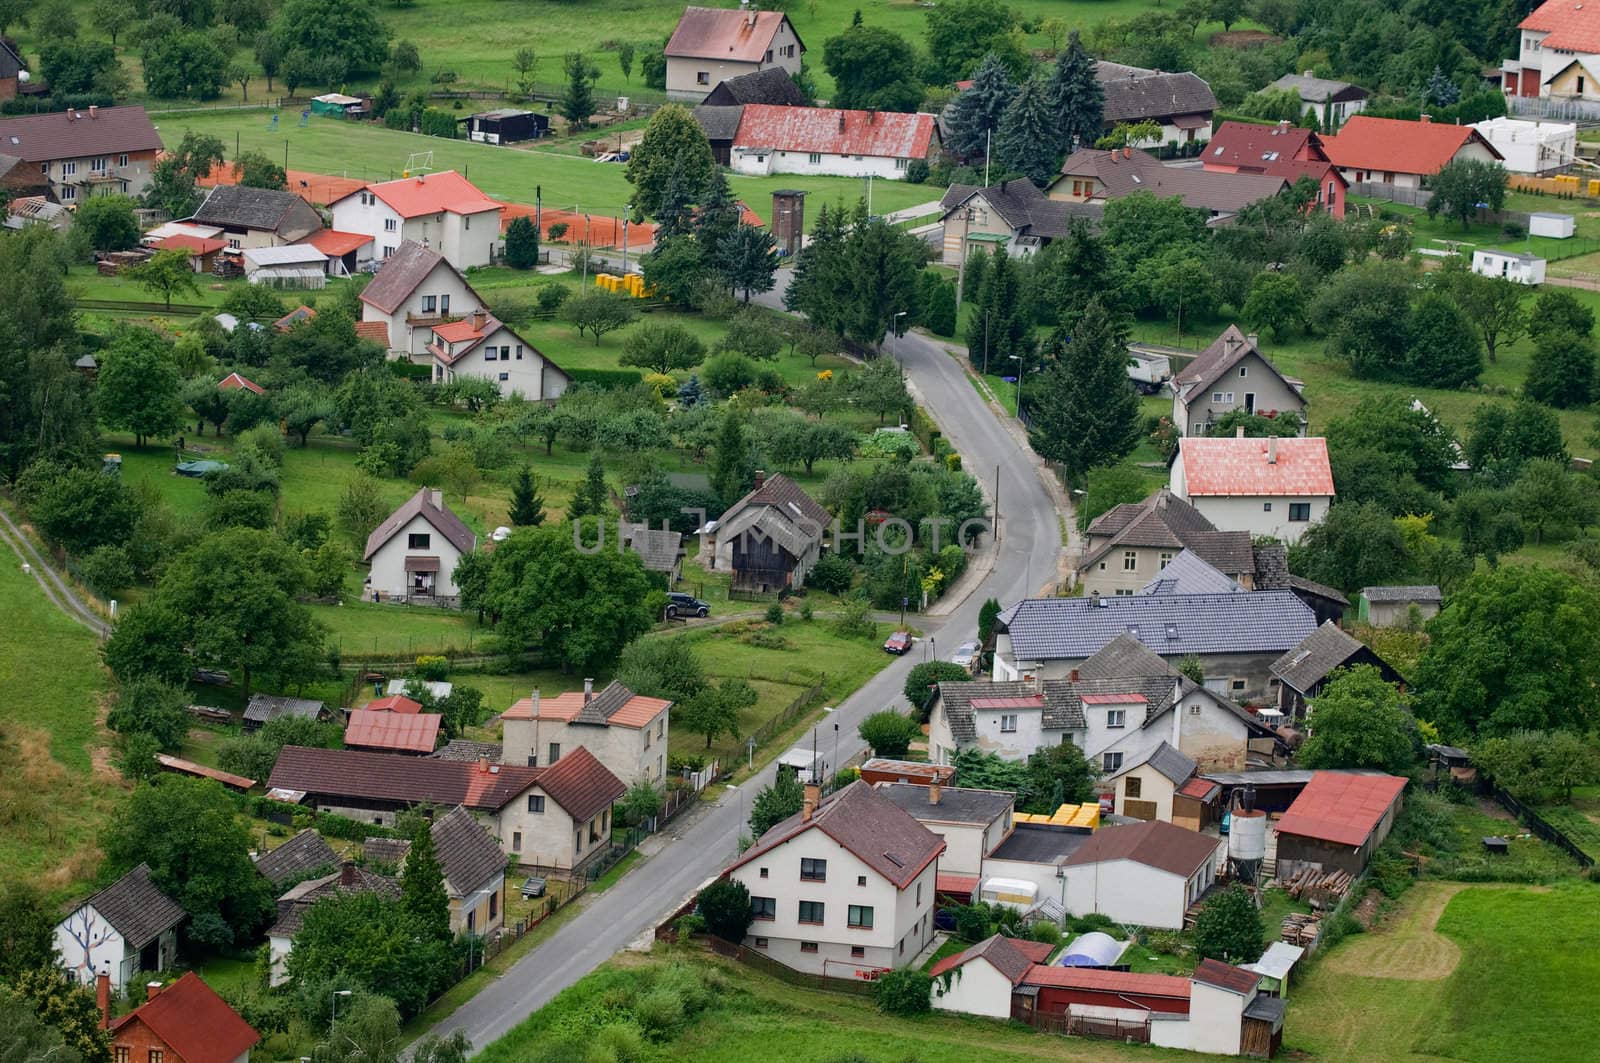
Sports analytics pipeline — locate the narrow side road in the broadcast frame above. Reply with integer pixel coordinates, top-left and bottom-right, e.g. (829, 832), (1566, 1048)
(0, 504), (110, 637)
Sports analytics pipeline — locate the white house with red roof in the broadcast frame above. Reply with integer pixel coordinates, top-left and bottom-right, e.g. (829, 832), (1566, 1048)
(329, 170), (501, 269)
(664, 5), (805, 101)
(728, 104), (940, 179)
(1170, 434), (1334, 543)
(430, 307), (570, 401)
(929, 934), (1055, 1018)
(363, 486), (478, 602)
(724, 780), (944, 977)
(359, 240), (486, 357)
(1320, 114), (1502, 190)
(1505, 0), (1600, 104)
(501, 679), (672, 785)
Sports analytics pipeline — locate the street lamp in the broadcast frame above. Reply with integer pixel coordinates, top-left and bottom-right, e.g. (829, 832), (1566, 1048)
(891, 311), (907, 361)
(330, 989), (352, 1025)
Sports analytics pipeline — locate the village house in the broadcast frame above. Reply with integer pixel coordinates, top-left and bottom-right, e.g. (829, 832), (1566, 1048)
(724, 780), (944, 977)
(361, 807), (510, 937)
(873, 782), (1014, 878)
(344, 707), (443, 755)
(1058, 819), (1225, 930)
(55, 864), (186, 991)
(1170, 325), (1308, 437)
(1269, 621), (1404, 721)
(242, 694), (330, 734)
(1356, 585), (1443, 627)
(101, 972), (260, 1063)
(1273, 772), (1407, 878)
(252, 828), (339, 889)
(1504, 0), (1600, 104)
(329, 170), (501, 269)
(702, 66), (806, 108)
(0, 38), (29, 103)
(0, 105), (162, 204)
(430, 306), (570, 401)
(266, 862), (399, 986)
(1049, 147), (1289, 223)
(1267, 72), (1371, 130)
(1170, 434), (1335, 544)
(1077, 489), (1258, 597)
(1320, 115), (1502, 190)
(1199, 122), (1348, 219)
(359, 240), (486, 357)
(706, 471), (830, 593)
(218, 370), (264, 395)
(727, 104), (939, 179)
(266, 744), (626, 872)
(664, 5), (805, 101)
(937, 180), (1102, 268)
(1107, 741), (1208, 824)
(363, 486), (478, 603)
(188, 184), (324, 249)
(929, 934), (1056, 1019)
(501, 679), (672, 785)
(1095, 61), (1219, 147)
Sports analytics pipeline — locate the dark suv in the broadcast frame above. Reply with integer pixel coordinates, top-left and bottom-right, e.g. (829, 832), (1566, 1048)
(666, 592), (710, 619)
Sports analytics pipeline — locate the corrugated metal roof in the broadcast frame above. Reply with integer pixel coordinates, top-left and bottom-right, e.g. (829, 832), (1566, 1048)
(733, 104), (936, 160)
(1022, 964), (1192, 999)
(242, 244), (326, 266)
(1177, 436), (1334, 497)
(344, 708), (442, 754)
(1274, 771), (1407, 847)
(1139, 549), (1247, 597)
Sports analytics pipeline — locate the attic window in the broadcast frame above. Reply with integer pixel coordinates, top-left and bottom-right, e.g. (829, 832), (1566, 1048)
(1212, 146), (1223, 156)
(1127, 625), (1139, 637)
(882, 851), (905, 868)
(1165, 623), (1179, 640)
(1263, 151), (1280, 161)
(1131, 174), (1142, 183)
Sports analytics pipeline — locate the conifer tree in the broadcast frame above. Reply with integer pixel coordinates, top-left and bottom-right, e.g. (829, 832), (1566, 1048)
(1027, 298), (1140, 480)
(400, 819), (452, 942)
(1047, 31), (1104, 156)
(509, 465), (546, 526)
(568, 453), (610, 518)
(997, 74), (1059, 187)
(946, 52), (1017, 163)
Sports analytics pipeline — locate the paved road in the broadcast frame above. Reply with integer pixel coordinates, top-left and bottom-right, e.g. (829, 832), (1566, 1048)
(425, 275), (1065, 1054)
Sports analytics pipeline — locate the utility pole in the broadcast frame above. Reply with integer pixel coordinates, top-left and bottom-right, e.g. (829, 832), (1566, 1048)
(995, 463), (1002, 542)
(535, 185), (542, 263)
(956, 207), (973, 305)
(984, 129), (992, 188)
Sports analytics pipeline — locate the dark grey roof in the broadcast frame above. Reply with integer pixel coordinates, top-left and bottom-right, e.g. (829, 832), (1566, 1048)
(268, 866), (398, 938)
(875, 783), (1013, 826)
(1244, 994), (1287, 1023)
(1360, 585), (1442, 603)
(573, 679), (648, 726)
(703, 67), (806, 107)
(1270, 621), (1368, 693)
(1076, 631), (1172, 680)
(191, 185), (320, 238)
(1000, 591), (1317, 661)
(81, 864), (187, 948)
(429, 739), (504, 763)
(1095, 63), (1218, 124)
(693, 105), (745, 142)
(364, 487), (477, 560)
(1080, 490), (1253, 576)
(1113, 741), (1196, 786)
(941, 180), (1103, 240)
(244, 694), (327, 725)
(988, 824), (1090, 863)
(1288, 574), (1350, 606)
(0, 39), (24, 80)
(620, 522), (683, 572)
(1268, 73), (1369, 104)
(1173, 326), (1302, 410)
(254, 830), (338, 887)
(362, 837), (411, 867)
(717, 472), (830, 531)
(430, 806), (507, 898)
(1139, 549), (1245, 596)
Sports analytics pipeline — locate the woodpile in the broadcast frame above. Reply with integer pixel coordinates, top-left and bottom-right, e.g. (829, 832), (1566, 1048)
(187, 704), (233, 723)
(1280, 912), (1320, 947)
(1276, 865), (1352, 903)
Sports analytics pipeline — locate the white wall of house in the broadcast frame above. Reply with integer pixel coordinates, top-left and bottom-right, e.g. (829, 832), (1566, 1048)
(361, 260), (479, 356)
(367, 512), (468, 599)
(433, 324), (567, 401)
(1185, 980), (1248, 1055)
(494, 792), (611, 871)
(436, 210), (498, 269)
(1181, 493), (1330, 544)
(1058, 853), (1219, 930)
(502, 710), (669, 785)
(57, 905), (126, 988)
(916, 812), (1010, 877)
(1174, 355), (1306, 437)
(731, 148), (915, 180)
(665, 21), (803, 99)
(267, 934), (293, 987)
(332, 195), (407, 262)
(1336, 138), (1498, 189)
(1130, 118), (1213, 149)
(450, 874), (505, 936)
(729, 826), (937, 977)
(930, 956), (1014, 1018)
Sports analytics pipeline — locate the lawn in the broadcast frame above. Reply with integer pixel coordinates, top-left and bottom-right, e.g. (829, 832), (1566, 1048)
(0, 524), (125, 900)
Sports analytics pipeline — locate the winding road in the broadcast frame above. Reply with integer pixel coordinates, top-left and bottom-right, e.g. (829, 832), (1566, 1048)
(423, 271), (1069, 1053)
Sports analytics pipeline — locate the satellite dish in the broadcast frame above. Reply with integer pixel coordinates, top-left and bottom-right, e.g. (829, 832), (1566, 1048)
(17, 71), (29, 84)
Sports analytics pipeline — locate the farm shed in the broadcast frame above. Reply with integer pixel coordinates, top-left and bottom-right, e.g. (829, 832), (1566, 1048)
(466, 109), (548, 144)
(310, 93), (366, 118)
(1273, 772), (1407, 878)
(1356, 585), (1442, 627)
(1471, 248), (1545, 285)
(242, 244), (328, 288)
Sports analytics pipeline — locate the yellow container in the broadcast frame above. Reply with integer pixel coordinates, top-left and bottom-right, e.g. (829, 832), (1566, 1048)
(1588, 179), (1598, 197)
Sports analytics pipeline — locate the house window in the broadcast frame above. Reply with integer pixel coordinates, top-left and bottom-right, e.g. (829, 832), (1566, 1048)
(899, 938), (905, 955)
(1289, 502), (1312, 521)
(1239, 366), (1249, 377)
(765, 49), (773, 62)
(490, 891), (498, 919)
(91, 157), (106, 173)
(62, 186), (77, 202)
(1263, 502), (1273, 512)
(759, 867), (769, 878)
(385, 218), (398, 232)
(896, 158), (909, 170)
(755, 937), (769, 948)
(1107, 709), (1126, 729)
(847, 905), (874, 929)
(574, 830), (582, 854)
(1581, 75), (1588, 94)
(408, 532), (431, 549)
(1098, 562), (1107, 571)
(917, 882), (922, 904)
(465, 215), (472, 230)
(808, 153), (822, 165)
(149, 1052), (164, 1063)
(516, 345), (524, 360)
(1102, 751), (1123, 772)
(1159, 552), (1174, 569)
(384, 245), (395, 257)
(485, 347), (498, 361)
(851, 945), (865, 958)
(800, 941), (819, 953)
(1126, 776), (1142, 798)
(798, 900), (825, 924)
(526, 754), (537, 767)
(422, 295), (437, 313)
(512, 830), (521, 851)
(1212, 391), (1224, 402)
(115, 1051), (129, 1063)
(40, 162), (48, 175)
(751, 896), (777, 920)
(62, 161), (77, 176)
(1123, 551), (1137, 571)
(549, 742), (561, 763)
(1189, 704), (1201, 715)
(800, 858), (826, 881)
(118, 154), (129, 167)
(499, 372), (509, 382)
(1231, 679), (1247, 692)
(999, 713), (1018, 733)
(697, 71), (710, 85)
(527, 795), (544, 813)
(856, 875), (866, 886)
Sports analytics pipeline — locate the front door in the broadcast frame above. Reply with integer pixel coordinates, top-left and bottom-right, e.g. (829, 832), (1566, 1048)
(1245, 393), (1256, 413)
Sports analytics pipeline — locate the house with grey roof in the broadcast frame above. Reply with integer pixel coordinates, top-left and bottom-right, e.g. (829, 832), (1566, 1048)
(1170, 325), (1306, 437)
(429, 806), (510, 936)
(1138, 549), (1247, 597)
(1271, 621), (1403, 721)
(1049, 146), (1288, 223)
(189, 184), (324, 249)
(937, 179), (1102, 267)
(873, 782), (1015, 877)
(55, 864), (186, 990)
(1268, 71), (1370, 131)
(1095, 61), (1219, 148)
(253, 829), (338, 888)
(363, 487), (478, 603)
(358, 239), (487, 356)
(620, 521), (685, 580)
(266, 863), (399, 985)
(993, 589), (1318, 705)
(1356, 585), (1442, 628)
(243, 694), (330, 733)
(1106, 740), (1198, 821)
(1077, 488), (1257, 596)
(706, 471), (831, 593)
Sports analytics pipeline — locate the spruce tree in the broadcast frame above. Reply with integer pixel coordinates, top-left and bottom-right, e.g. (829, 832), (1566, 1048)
(711, 414), (757, 508)
(509, 465), (546, 526)
(1047, 31), (1104, 156)
(965, 249), (1025, 371)
(569, 453), (610, 518)
(1026, 298), (1140, 481)
(946, 52), (1017, 163)
(695, 169), (741, 264)
(400, 820), (452, 943)
(996, 74), (1059, 187)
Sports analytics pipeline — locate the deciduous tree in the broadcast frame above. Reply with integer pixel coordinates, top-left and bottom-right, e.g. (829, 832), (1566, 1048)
(822, 21), (922, 113)
(620, 321), (707, 374)
(98, 326), (183, 446)
(561, 290), (638, 344)
(1426, 158), (1508, 230)
(858, 710), (921, 757)
(1298, 665), (1418, 772)
(625, 104), (716, 221)
(127, 249), (202, 312)
(1193, 884), (1264, 964)
(749, 769), (804, 837)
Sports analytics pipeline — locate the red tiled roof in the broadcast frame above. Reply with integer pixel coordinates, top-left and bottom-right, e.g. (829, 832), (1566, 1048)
(1193, 958), (1261, 995)
(350, 170), (501, 219)
(268, 745), (542, 812)
(217, 371), (264, 395)
(504, 682), (672, 730)
(1080, 692), (1149, 705)
(1022, 964), (1192, 999)
(733, 104), (936, 160)
(1521, 0), (1600, 53)
(1177, 436), (1334, 497)
(155, 754), (254, 790)
(1204, 121), (1321, 171)
(367, 694), (424, 714)
(301, 228), (372, 256)
(969, 695), (1046, 709)
(355, 320), (390, 346)
(274, 305), (316, 332)
(110, 972), (260, 1063)
(1321, 115), (1503, 176)
(533, 746), (627, 822)
(432, 314), (496, 343)
(930, 934), (1055, 982)
(666, 6), (794, 63)
(1178, 776), (1221, 801)
(1274, 772), (1407, 847)
(154, 233), (226, 255)
(935, 872), (980, 896)
(344, 708), (442, 754)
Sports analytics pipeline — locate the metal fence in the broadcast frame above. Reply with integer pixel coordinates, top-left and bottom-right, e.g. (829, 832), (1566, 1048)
(1491, 786), (1596, 868)
(746, 677), (827, 750)
(1509, 95), (1600, 122)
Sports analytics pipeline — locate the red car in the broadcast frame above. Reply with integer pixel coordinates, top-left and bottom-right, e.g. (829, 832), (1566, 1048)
(883, 631), (912, 655)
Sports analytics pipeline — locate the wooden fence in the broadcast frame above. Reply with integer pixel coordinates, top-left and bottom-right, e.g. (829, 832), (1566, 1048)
(460, 879), (589, 976)
(1029, 1011), (1152, 1044)
(746, 676), (827, 750)
(1491, 786), (1596, 868)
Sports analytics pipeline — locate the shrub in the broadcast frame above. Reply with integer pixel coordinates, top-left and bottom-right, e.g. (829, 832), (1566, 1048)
(858, 710), (920, 757)
(799, 602), (814, 622)
(831, 598), (877, 640)
(1192, 883), (1264, 964)
(79, 543), (135, 594)
(633, 987), (683, 1041)
(875, 969), (931, 1017)
(695, 878), (753, 943)
(1027, 921), (1062, 944)
(412, 654), (450, 681)
(905, 158), (930, 185)
(763, 603), (784, 625)
(806, 552), (855, 595)
(537, 284), (571, 313)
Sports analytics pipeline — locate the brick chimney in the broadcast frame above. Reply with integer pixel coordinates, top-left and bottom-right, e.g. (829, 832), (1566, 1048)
(146, 981), (162, 1002)
(1069, 668), (1080, 682)
(1276, 120), (1290, 133)
(476, 755), (490, 773)
(584, 677), (594, 703)
(89, 105), (98, 119)
(471, 309), (487, 331)
(928, 782), (941, 806)
(96, 971), (110, 1028)
(802, 783), (820, 821)
(754, 469), (765, 489)
(340, 861), (358, 887)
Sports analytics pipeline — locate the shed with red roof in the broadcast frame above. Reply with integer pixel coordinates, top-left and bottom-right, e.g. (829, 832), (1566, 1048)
(729, 104), (940, 180)
(344, 708), (442, 755)
(1170, 435), (1334, 545)
(1274, 771), (1406, 877)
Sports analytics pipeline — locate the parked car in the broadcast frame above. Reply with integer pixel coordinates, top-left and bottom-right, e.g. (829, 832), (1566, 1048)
(884, 631), (912, 655)
(665, 592), (709, 619)
(951, 642), (981, 674)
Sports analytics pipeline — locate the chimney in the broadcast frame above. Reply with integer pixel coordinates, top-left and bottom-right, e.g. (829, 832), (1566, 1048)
(1267, 436), (1279, 464)
(528, 689), (540, 717)
(1236, 426), (1246, 439)
(754, 469), (766, 489)
(583, 677), (594, 704)
(472, 308), (487, 330)
(339, 861), (358, 887)
(1246, 332), (1259, 348)
(802, 783), (820, 821)
(1089, 590), (1100, 607)
(1123, 146), (1133, 160)
(1069, 668), (1080, 682)
(476, 755), (490, 773)
(89, 105), (98, 119)
(928, 782), (941, 805)
(67, 110), (75, 122)
(1303, 69), (1314, 78)
(431, 488), (443, 508)
(146, 982), (162, 1002)
(1277, 120), (1289, 133)
(1419, 114), (1431, 124)
(838, 112), (846, 132)
(96, 971), (110, 1028)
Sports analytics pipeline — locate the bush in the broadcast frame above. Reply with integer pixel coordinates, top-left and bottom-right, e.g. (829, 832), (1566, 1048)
(79, 543), (135, 594)
(633, 987), (684, 1041)
(875, 969), (931, 1017)
(763, 603), (784, 625)
(904, 158), (930, 185)
(696, 877), (753, 943)
(412, 654), (450, 681)
(806, 552), (855, 595)
(831, 598), (877, 640)
(1192, 884), (1264, 964)
(859, 710), (920, 758)
(537, 284), (570, 313)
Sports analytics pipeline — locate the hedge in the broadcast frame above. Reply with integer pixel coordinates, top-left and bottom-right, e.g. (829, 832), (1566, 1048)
(569, 368), (645, 389)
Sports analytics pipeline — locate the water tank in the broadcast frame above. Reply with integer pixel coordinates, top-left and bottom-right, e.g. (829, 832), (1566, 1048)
(1229, 809), (1267, 861)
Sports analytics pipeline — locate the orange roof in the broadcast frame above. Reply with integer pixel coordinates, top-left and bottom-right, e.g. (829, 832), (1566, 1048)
(109, 973), (260, 1063)
(154, 233), (225, 255)
(498, 202), (657, 247)
(1177, 436), (1334, 497)
(301, 228), (372, 256)
(432, 315), (495, 343)
(198, 163), (365, 207)
(1022, 964), (1192, 999)
(666, 6), (794, 63)
(345, 708), (442, 754)
(1321, 115), (1502, 177)
(354, 320), (390, 346)
(503, 687), (670, 730)
(935, 872), (979, 895)
(356, 170), (501, 219)
(367, 694), (424, 714)
(1522, 0), (1600, 53)
(1274, 772), (1407, 847)
(155, 753), (254, 790)
(217, 371), (264, 395)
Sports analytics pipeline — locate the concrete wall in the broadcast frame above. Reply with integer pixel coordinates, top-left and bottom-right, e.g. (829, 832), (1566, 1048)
(332, 197), (405, 262)
(437, 210), (498, 269)
(496, 793), (611, 871)
(1180, 491), (1331, 545)
(1186, 980), (1247, 1055)
(1078, 544), (1185, 596)
(503, 709), (669, 785)
(366, 512), (467, 599)
(732, 148), (915, 180)
(451, 873), (506, 936)
(1058, 852), (1220, 929)
(41, 148), (158, 204)
(930, 957), (1013, 1019)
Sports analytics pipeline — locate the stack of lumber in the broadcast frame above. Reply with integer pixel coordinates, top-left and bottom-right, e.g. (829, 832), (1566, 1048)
(187, 704), (233, 723)
(1280, 913), (1320, 947)
(1277, 865), (1353, 901)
